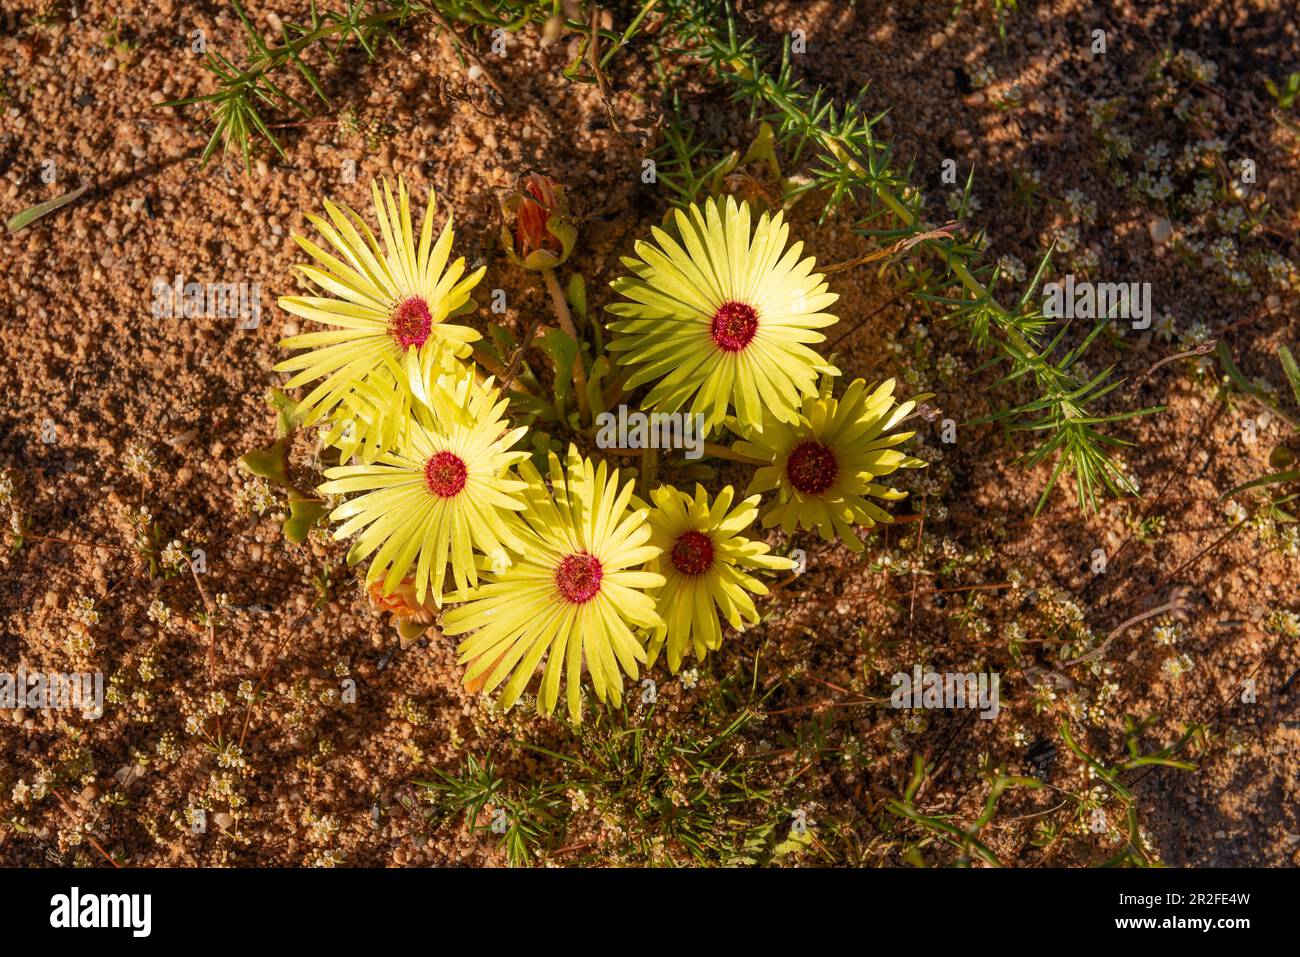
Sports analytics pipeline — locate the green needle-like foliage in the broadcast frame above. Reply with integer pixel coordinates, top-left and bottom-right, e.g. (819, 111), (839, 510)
(162, 0), (421, 170)
(660, 4), (1159, 514)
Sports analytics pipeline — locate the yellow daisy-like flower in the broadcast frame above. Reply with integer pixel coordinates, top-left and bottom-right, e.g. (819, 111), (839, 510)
(276, 176), (486, 450)
(318, 370), (528, 606)
(605, 195), (839, 434)
(645, 484), (795, 672)
(735, 378), (927, 552)
(442, 446), (664, 723)
(316, 342), (466, 463)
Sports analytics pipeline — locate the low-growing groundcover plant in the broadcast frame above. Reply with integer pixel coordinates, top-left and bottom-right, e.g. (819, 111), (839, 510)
(6, 0), (1299, 877)
(266, 177), (923, 723)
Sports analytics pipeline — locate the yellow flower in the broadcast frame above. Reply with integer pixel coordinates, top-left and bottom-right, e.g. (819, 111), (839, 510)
(318, 369), (528, 606)
(276, 177), (485, 453)
(735, 379), (927, 551)
(442, 446), (664, 722)
(605, 195), (839, 434)
(645, 484), (794, 671)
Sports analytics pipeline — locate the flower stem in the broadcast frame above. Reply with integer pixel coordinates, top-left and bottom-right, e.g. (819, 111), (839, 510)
(703, 441), (766, 465)
(640, 446), (659, 496)
(542, 267), (590, 424)
(473, 341), (538, 397)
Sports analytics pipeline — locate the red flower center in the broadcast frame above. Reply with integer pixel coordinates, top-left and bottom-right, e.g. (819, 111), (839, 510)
(670, 530), (715, 576)
(786, 441), (839, 495)
(389, 296), (433, 349)
(424, 451), (467, 498)
(555, 552), (603, 604)
(710, 301), (759, 352)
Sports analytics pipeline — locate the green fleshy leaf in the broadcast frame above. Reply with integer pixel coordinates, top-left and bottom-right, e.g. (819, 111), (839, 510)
(396, 618), (431, 646)
(566, 273), (588, 323)
(585, 356), (610, 418)
(266, 388), (304, 437)
(282, 489), (328, 544)
(530, 430), (561, 473)
(239, 439), (289, 486)
(541, 327), (577, 412)
(1278, 345), (1300, 411)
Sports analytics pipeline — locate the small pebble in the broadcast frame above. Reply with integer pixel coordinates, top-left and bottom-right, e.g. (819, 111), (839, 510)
(1149, 216), (1173, 244)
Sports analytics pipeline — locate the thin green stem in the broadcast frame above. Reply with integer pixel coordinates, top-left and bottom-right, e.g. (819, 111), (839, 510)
(543, 267), (590, 424)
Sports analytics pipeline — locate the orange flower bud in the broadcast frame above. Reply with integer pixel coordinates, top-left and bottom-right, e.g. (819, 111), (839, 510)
(501, 172), (577, 270)
(516, 173), (560, 258)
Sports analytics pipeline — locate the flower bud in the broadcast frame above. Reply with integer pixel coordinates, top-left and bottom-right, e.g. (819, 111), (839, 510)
(500, 172), (577, 271)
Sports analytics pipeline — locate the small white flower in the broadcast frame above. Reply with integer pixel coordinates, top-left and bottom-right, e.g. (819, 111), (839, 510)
(1155, 312), (1178, 343)
(969, 64), (995, 88)
(1151, 619), (1183, 646)
(147, 599), (172, 630)
(161, 539), (186, 571)
(997, 254), (1026, 283)
(124, 440), (157, 477)
(70, 595), (100, 626)
(1161, 653), (1195, 679)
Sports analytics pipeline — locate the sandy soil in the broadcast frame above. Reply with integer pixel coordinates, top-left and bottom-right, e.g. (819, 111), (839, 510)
(0, 0), (1296, 866)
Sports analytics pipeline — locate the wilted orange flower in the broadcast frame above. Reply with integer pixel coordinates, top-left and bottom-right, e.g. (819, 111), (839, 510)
(366, 579), (504, 693)
(368, 579), (436, 622)
(515, 173), (560, 258)
(500, 172), (576, 271)
(368, 579), (441, 647)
